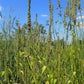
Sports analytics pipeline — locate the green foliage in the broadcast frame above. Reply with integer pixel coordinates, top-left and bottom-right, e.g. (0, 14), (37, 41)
(0, 0), (84, 84)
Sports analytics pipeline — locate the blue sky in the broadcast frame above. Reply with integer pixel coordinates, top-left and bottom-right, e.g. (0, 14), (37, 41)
(0, 0), (68, 26)
(0, 0), (84, 25)
(0, 0), (84, 41)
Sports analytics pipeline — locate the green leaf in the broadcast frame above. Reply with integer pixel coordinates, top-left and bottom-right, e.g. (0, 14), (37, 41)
(20, 70), (24, 75)
(1, 71), (5, 77)
(19, 51), (25, 56)
(19, 63), (22, 67)
(54, 79), (57, 84)
(32, 80), (35, 83)
(8, 68), (12, 74)
(45, 81), (49, 84)
(42, 66), (47, 74)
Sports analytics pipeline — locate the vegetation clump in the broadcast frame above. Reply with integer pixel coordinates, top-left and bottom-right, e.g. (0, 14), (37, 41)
(0, 0), (84, 84)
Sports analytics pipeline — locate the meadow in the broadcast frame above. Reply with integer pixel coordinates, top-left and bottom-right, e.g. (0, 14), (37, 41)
(0, 0), (84, 84)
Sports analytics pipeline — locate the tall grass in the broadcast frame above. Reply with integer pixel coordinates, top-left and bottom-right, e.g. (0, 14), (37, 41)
(0, 0), (84, 84)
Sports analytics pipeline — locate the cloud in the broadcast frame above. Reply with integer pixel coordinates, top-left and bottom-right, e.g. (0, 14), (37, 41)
(0, 6), (2, 20)
(76, 13), (84, 29)
(41, 15), (48, 17)
(77, 22), (84, 29)
(80, 22), (84, 28)
(76, 15), (84, 20)
(77, 10), (84, 20)
(0, 6), (2, 11)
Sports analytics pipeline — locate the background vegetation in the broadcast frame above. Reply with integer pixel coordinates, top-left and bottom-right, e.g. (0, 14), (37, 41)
(0, 0), (84, 84)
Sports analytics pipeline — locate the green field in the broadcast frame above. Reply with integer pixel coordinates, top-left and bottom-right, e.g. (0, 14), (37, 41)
(0, 0), (84, 84)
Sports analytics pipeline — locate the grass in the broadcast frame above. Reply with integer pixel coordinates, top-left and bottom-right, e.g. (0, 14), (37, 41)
(0, 0), (84, 84)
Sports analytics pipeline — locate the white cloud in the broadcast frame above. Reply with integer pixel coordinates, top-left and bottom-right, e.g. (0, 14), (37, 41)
(41, 15), (48, 17)
(76, 15), (84, 20)
(76, 14), (84, 29)
(77, 22), (84, 29)
(0, 6), (2, 20)
(77, 11), (84, 15)
(80, 22), (84, 28)
(0, 6), (2, 11)
(77, 10), (84, 20)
